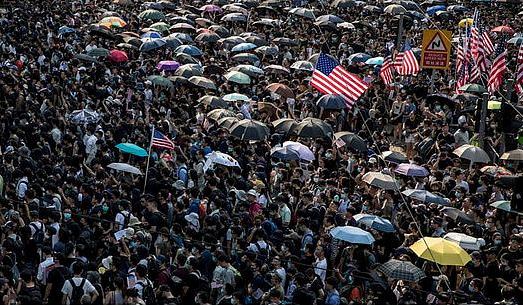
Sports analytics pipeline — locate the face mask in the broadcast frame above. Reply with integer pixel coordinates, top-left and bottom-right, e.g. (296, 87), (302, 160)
(313, 177), (319, 183)
(129, 241), (137, 248)
(362, 205), (369, 212)
(494, 239), (502, 245)
(468, 284), (474, 292)
(64, 212), (71, 220)
(102, 205), (109, 213)
(325, 153), (332, 159)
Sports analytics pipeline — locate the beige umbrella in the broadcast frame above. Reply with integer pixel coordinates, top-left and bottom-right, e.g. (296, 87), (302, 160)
(453, 144), (490, 164)
(188, 76), (217, 90)
(362, 172), (399, 190)
(384, 4), (407, 15)
(500, 149), (523, 161)
(207, 108), (237, 120)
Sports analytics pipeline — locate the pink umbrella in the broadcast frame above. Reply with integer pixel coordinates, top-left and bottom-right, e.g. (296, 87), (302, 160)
(156, 60), (181, 71)
(200, 4), (223, 13)
(108, 50), (128, 62)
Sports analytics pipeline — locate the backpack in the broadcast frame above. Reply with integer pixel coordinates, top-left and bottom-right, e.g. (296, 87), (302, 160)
(253, 242), (270, 263)
(68, 278), (86, 305)
(137, 279), (156, 305)
(118, 211), (131, 228)
(30, 222), (45, 245)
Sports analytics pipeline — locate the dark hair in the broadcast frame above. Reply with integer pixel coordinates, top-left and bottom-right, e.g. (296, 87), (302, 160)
(72, 261), (84, 275)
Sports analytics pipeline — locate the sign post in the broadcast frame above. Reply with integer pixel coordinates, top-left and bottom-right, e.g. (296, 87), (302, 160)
(421, 29), (452, 70)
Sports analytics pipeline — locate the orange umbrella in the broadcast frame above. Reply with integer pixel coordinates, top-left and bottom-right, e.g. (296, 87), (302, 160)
(108, 50), (128, 63)
(491, 25), (514, 34)
(266, 83), (295, 98)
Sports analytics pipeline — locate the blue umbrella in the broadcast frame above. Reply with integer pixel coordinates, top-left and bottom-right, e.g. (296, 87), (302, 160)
(270, 146), (300, 161)
(348, 52), (371, 63)
(316, 94), (346, 109)
(231, 42), (258, 52)
(330, 226), (375, 244)
(426, 5), (446, 16)
(171, 33), (194, 43)
(139, 39), (167, 52)
(365, 56), (384, 65)
(141, 31), (162, 39)
(354, 214), (395, 233)
(402, 189), (449, 205)
(175, 45), (203, 56)
(116, 143), (148, 157)
(394, 163), (430, 177)
(164, 35), (183, 49)
(58, 26), (76, 36)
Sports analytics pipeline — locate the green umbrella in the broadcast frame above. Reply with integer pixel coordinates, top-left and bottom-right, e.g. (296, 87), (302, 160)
(139, 9), (166, 21)
(490, 200), (523, 215)
(223, 93), (250, 102)
(87, 47), (110, 57)
(459, 83), (487, 94)
(147, 75), (174, 88)
(116, 143), (148, 157)
(224, 71), (251, 84)
(150, 22), (171, 32)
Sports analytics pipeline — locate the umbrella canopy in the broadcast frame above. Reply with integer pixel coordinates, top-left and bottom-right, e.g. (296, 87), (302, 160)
(139, 9), (165, 20)
(354, 214), (395, 233)
(365, 56), (384, 65)
(348, 52), (371, 63)
(402, 189), (449, 205)
(231, 52), (260, 63)
(231, 42), (257, 52)
(231, 64), (265, 77)
(108, 50), (128, 62)
(289, 7), (315, 19)
(107, 163), (143, 175)
(490, 200), (523, 215)
(99, 16), (127, 28)
(175, 45), (203, 56)
(337, 22), (356, 30)
(203, 151), (240, 172)
(394, 163), (429, 177)
(331, 0), (356, 8)
(150, 22), (171, 32)
(282, 141), (315, 161)
(265, 65), (291, 74)
(491, 25), (514, 34)
(200, 4), (223, 13)
(207, 108), (236, 120)
(330, 226), (375, 245)
(224, 71), (251, 84)
(195, 32), (221, 43)
(221, 13), (247, 22)
(139, 39), (167, 52)
(147, 75), (173, 88)
(500, 149), (523, 161)
(384, 4), (407, 15)
(458, 18), (473, 28)
(270, 146), (300, 161)
(229, 119), (270, 141)
(362, 172), (399, 190)
(272, 118), (298, 134)
(175, 64), (203, 77)
(116, 143), (148, 157)
(188, 76), (217, 90)
(441, 207), (474, 224)
(292, 118), (333, 139)
(426, 5), (446, 15)
(223, 93), (250, 102)
(444, 233), (486, 251)
(217, 117), (239, 129)
(266, 83), (294, 98)
(507, 36), (523, 45)
(67, 109), (101, 124)
(87, 47), (110, 57)
(333, 132), (367, 153)
(480, 165), (513, 177)
(290, 60), (314, 72)
(381, 150), (409, 164)
(156, 60), (180, 71)
(316, 14), (344, 23)
(141, 31), (162, 40)
(453, 144), (491, 163)
(377, 259), (426, 282)
(459, 83), (487, 93)
(410, 237), (471, 266)
(316, 94), (347, 110)
(199, 95), (228, 109)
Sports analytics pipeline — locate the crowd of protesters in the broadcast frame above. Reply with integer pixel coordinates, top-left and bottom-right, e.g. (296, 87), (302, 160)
(0, 0), (522, 304)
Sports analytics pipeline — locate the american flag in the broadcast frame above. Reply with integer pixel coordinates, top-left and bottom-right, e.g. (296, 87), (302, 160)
(151, 129), (175, 150)
(516, 43), (523, 94)
(395, 42), (420, 76)
(487, 42), (507, 93)
(482, 31), (495, 56)
(310, 53), (369, 108)
(379, 55), (394, 86)
(455, 40), (469, 92)
(470, 27), (488, 72)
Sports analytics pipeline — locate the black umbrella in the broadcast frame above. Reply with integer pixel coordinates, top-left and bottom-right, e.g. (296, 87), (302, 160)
(316, 94), (347, 110)
(74, 54), (99, 63)
(441, 207), (475, 224)
(377, 259), (426, 282)
(198, 95), (228, 108)
(333, 132), (367, 153)
(229, 119), (270, 141)
(426, 94), (458, 105)
(292, 118), (333, 139)
(381, 150), (409, 164)
(271, 118), (297, 133)
(90, 25), (116, 39)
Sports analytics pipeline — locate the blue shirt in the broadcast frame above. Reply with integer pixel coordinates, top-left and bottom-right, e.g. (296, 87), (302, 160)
(325, 290), (340, 305)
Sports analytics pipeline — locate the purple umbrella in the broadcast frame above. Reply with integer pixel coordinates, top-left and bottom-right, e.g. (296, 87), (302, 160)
(156, 60), (180, 71)
(394, 163), (430, 177)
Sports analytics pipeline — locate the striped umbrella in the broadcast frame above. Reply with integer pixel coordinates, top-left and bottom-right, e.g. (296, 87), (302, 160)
(377, 259), (425, 282)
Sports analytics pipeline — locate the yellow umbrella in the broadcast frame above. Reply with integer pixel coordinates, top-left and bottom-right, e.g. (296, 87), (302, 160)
(458, 18), (473, 28)
(410, 237), (471, 266)
(99, 17), (127, 28)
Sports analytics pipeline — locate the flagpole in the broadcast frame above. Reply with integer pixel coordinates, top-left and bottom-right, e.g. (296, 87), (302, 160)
(143, 125), (155, 194)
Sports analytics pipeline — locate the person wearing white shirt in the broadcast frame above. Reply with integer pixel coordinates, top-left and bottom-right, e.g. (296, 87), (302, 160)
(16, 175), (29, 200)
(61, 263), (98, 305)
(240, 101), (252, 119)
(313, 246), (327, 283)
(37, 248), (55, 285)
(83, 130), (99, 164)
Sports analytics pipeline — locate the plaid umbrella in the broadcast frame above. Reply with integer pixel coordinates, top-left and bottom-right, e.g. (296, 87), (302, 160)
(377, 259), (425, 282)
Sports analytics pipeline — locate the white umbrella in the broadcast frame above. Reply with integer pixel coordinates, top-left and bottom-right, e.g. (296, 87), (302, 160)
(282, 141), (315, 161)
(67, 109), (101, 124)
(443, 232), (485, 251)
(107, 163), (143, 175)
(203, 151), (241, 172)
(453, 144), (490, 163)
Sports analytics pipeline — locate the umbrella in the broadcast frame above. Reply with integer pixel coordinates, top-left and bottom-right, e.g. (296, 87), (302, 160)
(426, 5), (446, 16)
(290, 60), (314, 72)
(272, 118), (298, 134)
(333, 132), (367, 153)
(139, 9), (166, 21)
(229, 119), (270, 141)
(117, 43), (137, 51)
(207, 108), (236, 120)
(150, 22), (171, 32)
(168, 76), (188, 86)
(273, 37), (298, 46)
(453, 144), (491, 163)
(330, 226), (375, 245)
(223, 4), (249, 14)
(377, 259), (425, 282)
(316, 14), (344, 23)
(195, 18), (214, 27)
(200, 4), (223, 13)
(365, 57), (384, 65)
(363, 5), (383, 13)
(175, 64), (203, 77)
(394, 163), (430, 177)
(67, 109), (101, 124)
(223, 93), (250, 102)
(89, 25), (115, 39)
(156, 60), (180, 71)
(107, 163), (143, 175)
(381, 150), (409, 164)
(508, 36), (523, 45)
(252, 19), (281, 28)
(141, 31), (162, 40)
(443, 233), (486, 251)
(188, 76), (216, 90)
(175, 53), (199, 64)
(147, 75), (174, 88)
(245, 35), (268, 46)
(459, 83), (487, 94)
(331, 0), (356, 8)
(354, 214), (395, 233)
(348, 53), (371, 63)
(270, 146), (300, 161)
(58, 26), (76, 36)
(490, 200), (523, 215)
(265, 65), (291, 74)
(410, 237), (471, 266)
(447, 5), (467, 12)
(402, 189), (449, 205)
(362, 172), (399, 190)
(170, 32), (193, 43)
(231, 64), (264, 77)
(337, 22), (356, 31)
(426, 93), (457, 105)
(255, 46), (279, 56)
(491, 26), (514, 35)
(266, 83), (294, 98)
(231, 53), (260, 63)
(292, 118), (333, 139)
(480, 165), (513, 177)
(224, 71), (251, 84)
(74, 54), (98, 63)
(116, 143), (148, 157)
(282, 141), (315, 161)
(384, 4), (407, 15)
(500, 149), (523, 161)
(199, 95), (228, 109)
(108, 50), (128, 63)
(87, 48), (110, 57)
(99, 16), (127, 28)
(170, 23), (196, 32)
(316, 94), (347, 110)
(217, 117), (239, 129)
(221, 13), (247, 22)
(458, 18), (473, 28)
(195, 32), (221, 43)
(203, 151), (240, 172)
(231, 42), (257, 52)
(175, 45), (203, 56)
(289, 7), (315, 19)
(441, 207), (474, 224)
(139, 39), (167, 52)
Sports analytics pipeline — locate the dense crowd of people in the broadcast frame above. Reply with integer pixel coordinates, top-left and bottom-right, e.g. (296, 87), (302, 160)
(0, 0), (522, 304)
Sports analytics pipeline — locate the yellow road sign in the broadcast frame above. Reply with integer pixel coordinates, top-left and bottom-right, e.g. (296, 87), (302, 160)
(421, 29), (452, 70)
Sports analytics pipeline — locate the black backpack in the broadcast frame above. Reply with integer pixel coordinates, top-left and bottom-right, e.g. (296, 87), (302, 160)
(118, 211), (131, 228)
(137, 279), (156, 305)
(30, 222), (45, 245)
(68, 278), (86, 305)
